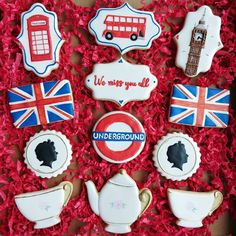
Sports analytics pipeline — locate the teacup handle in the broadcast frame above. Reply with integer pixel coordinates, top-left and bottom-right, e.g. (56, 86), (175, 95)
(209, 190), (223, 215)
(59, 181), (73, 206)
(139, 188), (152, 216)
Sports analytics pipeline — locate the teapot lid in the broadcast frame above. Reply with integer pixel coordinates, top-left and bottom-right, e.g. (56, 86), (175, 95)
(109, 169), (136, 187)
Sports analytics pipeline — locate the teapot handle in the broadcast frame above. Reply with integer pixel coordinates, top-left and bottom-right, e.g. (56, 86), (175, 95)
(59, 181), (74, 207)
(139, 188), (152, 216)
(209, 190), (223, 215)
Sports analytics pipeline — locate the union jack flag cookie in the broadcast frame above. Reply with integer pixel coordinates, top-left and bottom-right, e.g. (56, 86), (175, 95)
(169, 84), (230, 128)
(8, 80), (74, 128)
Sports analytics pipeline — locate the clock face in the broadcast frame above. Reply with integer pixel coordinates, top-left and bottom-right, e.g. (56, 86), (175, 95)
(194, 32), (203, 42)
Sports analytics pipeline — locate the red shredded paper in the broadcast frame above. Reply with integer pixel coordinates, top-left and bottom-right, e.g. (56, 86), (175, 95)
(0, 0), (235, 235)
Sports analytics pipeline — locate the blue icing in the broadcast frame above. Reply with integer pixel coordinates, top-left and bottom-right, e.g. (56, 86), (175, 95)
(19, 112), (37, 128)
(47, 111), (64, 123)
(54, 83), (70, 96)
(173, 86), (188, 99)
(170, 107), (187, 117)
(43, 81), (58, 94)
(8, 91), (26, 102)
(18, 84), (33, 96)
(54, 104), (74, 116)
(215, 95), (230, 104)
(183, 84), (197, 97)
(213, 112), (229, 125)
(204, 115), (216, 127)
(207, 88), (223, 99)
(11, 110), (27, 122)
(178, 113), (194, 125)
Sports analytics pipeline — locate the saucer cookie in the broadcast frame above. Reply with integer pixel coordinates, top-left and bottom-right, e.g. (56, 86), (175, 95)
(17, 3), (64, 77)
(174, 5), (223, 77)
(89, 3), (161, 54)
(153, 132), (201, 181)
(85, 57), (158, 106)
(24, 130), (72, 178)
(92, 111), (146, 163)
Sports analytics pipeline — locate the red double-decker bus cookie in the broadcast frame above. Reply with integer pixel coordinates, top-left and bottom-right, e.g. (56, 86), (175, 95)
(92, 111), (146, 163)
(89, 3), (161, 54)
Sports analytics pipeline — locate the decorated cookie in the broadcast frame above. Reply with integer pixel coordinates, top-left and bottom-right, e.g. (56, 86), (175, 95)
(17, 3), (64, 77)
(168, 188), (223, 228)
(85, 169), (152, 234)
(15, 181), (73, 229)
(24, 130), (72, 178)
(89, 3), (161, 54)
(85, 57), (157, 106)
(169, 84), (230, 128)
(174, 5), (223, 77)
(8, 80), (74, 128)
(92, 111), (146, 163)
(153, 132), (201, 181)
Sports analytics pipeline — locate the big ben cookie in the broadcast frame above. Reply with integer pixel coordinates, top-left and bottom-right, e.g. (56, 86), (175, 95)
(92, 111), (146, 163)
(174, 6), (223, 77)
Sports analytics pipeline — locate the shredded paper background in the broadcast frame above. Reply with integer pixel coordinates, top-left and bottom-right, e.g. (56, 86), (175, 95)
(0, 0), (235, 235)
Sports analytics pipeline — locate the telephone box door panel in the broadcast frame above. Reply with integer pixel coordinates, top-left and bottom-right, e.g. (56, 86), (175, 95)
(27, 15), (52, 61)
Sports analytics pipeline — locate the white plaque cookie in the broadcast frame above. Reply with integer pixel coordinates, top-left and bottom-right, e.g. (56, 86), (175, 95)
(17, 3), (64, 77)
(89, 3), (161, 54)
(174, 5), (223, 77)
(24, 130), (72, 178)
(153, 132), (201, 181)
(85, 57), (157, 106)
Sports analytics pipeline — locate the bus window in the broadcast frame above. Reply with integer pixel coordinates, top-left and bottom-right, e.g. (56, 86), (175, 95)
(120, 26), (125, 31)
(107, 26), (112, 30)
(127, 18), (132, 23)
(133, 18), (138, 23)
(133, 27), (138, 32)
(126, 27), (131, 31)
(139, 19), (145, 23)
(114, 26), (118, 31)
(107, 16), (113, 21)
(120, 17), (125, 22)
(114, 17), (119, 22)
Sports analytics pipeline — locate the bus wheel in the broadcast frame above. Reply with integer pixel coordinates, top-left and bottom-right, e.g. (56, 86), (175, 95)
(130, 34), (138, 41)
(105, 32), (113, 40)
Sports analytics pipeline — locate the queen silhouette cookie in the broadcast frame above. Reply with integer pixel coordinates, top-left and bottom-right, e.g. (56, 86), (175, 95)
(24, 130), (72, 178)
(35, 139), (58, 168)
(153, 133), (201, 181)
(167, 141), (188, 171)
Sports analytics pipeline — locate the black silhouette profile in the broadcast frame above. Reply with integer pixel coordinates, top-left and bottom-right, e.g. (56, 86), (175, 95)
(167, 141), (188, 171)
(35, 139), (58, 168)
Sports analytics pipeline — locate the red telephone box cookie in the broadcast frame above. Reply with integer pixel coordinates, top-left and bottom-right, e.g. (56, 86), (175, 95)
(92, 111), (146, 163)
(17, 3), (64, 77)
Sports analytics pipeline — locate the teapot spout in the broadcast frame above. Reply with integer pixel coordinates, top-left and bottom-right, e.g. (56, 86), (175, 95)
(85, 181), (99, 215)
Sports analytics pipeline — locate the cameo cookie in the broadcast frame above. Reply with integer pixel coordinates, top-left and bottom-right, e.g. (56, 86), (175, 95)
(89, 3), (161, 54)
(168, 188), (223, 228)
(92, 111), (146, 163)
(17, 3), (64, 77)
(174, 5), (223, 77)
(8, 80), (74, 128)
(24, 130), (72, 178)
(85, 57), (158, 106)
(15, 181), (73, 229)
(153, 132), (201, 181)
(85, 169), (152, 234)
(169, 84), (230, 128)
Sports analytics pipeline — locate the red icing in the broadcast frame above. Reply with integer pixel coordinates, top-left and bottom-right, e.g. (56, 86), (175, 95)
(94, 112), (144, 162)
(0, 0), (235, 235)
